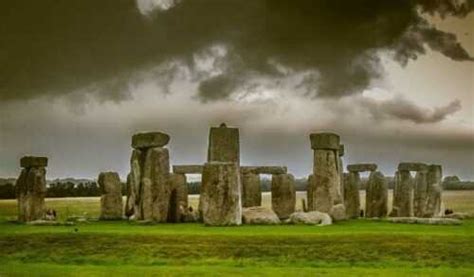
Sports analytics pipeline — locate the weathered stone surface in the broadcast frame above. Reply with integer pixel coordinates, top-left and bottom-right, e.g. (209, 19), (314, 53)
(329, 203), (347, 221)
(338, 144), (344, 156)
(173, 165), (204, 174)
(200, 162), (241, 226)
(20, 156), (48, 168)
(241, 172), (261, 207)
(242, 207), (280, 224)
(413, 170), (429, 217)
(398, 162), (428, 172)
(309, 133), (340, 150)
(98, 172), (123, 220)
(365, 171), (388, 218)
(443, 212), (472, 220)
(347, 163), (377, 172)
(425, 164), (443, 218)
(391, 170), (414, 217)
(307, 174), (315, 210)
(308, 149), (342, 213)
(132, 132), (170, 149)
(16, 167), (47, 222)
(343, 172), (360, 219)
(288, 211), (332, 226)
(125, 149), (142, 219)
(386, 217), (461, 225)
(207, 123), (240, 164)
(271, 173), (296, 219)
(240, 166), (287, 175)
(338, 145), (344, 198)
(168, 173), (188, 222)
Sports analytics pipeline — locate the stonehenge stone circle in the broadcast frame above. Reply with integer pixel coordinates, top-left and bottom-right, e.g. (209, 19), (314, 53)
(200, 162), (242, 226)
(241, 171), (261, 207)
(308, 133), (344, 213)
(365, 171), (388, 218)
(271, 173), (296, 219)
(131, 132), (170, 149)
(125, 132), (171, 222)
(343, 172), (361, 219)
(207, 123), (240, 164)
(16, 156), (48, 222)
(98, 172), (123, 220)
(347, 163), (377, 172)
(242, 207), (280, 225)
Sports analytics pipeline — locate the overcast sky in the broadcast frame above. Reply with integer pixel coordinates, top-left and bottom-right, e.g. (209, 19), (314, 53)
(0, 0), (473, 180)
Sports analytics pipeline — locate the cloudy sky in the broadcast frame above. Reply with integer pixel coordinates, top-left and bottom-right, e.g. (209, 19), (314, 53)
(0, 0), (473, 180)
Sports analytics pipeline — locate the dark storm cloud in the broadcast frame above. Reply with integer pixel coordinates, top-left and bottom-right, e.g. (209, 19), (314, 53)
(361, 96), (462, 123)
(0, 0), (472, 103)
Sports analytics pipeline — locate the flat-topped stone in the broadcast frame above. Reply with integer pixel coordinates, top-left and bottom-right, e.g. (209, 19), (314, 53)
(309, 133), (340, 150)
(338, 144), (345, 156)
(240, 166), (287, 175)
(347, 163), (377, 172)
(131, 132), (170, 149)
(173, 165), (204, 174)
(20, 156), (48, 168)
(208, 123), (240, 164)
(398, 162), (428, 172)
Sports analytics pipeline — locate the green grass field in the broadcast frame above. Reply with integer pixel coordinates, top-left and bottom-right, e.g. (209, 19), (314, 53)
(1, 191), (473, 276)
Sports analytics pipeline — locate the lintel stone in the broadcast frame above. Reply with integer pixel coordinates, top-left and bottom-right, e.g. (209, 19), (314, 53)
(173, 165), (204, 174)
(132, 132), (170, 149)
(309, 133), (340, 150)
(241, 166), (287, 175)
(398, 162), (428, 172)
(20, 156), (48, 168)
(347, 163), (377, 172)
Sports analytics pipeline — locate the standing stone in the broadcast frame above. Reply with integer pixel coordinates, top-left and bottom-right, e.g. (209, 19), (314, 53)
(414, 169), (429, 217)
(98, 172), (123, 220)
(168, 173), (188, 222)
(365, 171), (388, 218)
(391, 170), (414, 217)
(271, 173), (296, 219)
(308, 133), (343, 213)
(200, 162), (241, 226)
(16, 157), (48, 222)
(241, 172), (261, 207)
(207, 123), (240, 164)
(307, 174), (315, 211)
(338, 144), (345, 199)
(425, 165), (443, 217)
(125, 132), (171, 222)
(344, 172), (360, 218)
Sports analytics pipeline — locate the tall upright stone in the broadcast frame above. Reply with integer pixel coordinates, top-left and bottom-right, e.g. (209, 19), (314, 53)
(98, 172), (123, 220)
(200, 162), (241, 226)
(414, 168), (429, 217)
(271, 173), (296, 219)
(343, 172), (361, 218)
(125, 132), (171, 222)
(16, 156), (48, 222)
(241, 171), (261, 207)
(425, 164), (443, 217)
(338, 144), (345, 199)
(365, 171), (388, 218)
(207, 123), (239, 165)
(391, 169), (414, 217)
(168, 173), (188, 222)
(308, 133), (343, 213)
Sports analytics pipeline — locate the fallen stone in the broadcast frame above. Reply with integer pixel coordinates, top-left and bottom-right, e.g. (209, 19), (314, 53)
(309, 132), (340, 150)
(172, 165), (204, 174)
(398, 162), (428, 172)
(132, 132), (170, 149)
(443, 212), (472, 220)
(241, 172), (261, 207)
(347, 163), (377, 172)
(200, 162), (241, 226)
(207, 123), (240, 164)
(98, 172), (123, 220)
(365, 171), (388, 218)
(26, 220), (75, 226)
(242, 207), (280, 225)
(288, 211), (332, 226)
(271, 173), (296, 219)
(20, 156), (48, 168)
(329, 204), (347, 221)
(386, 217), (462, 225)
(240, 166), (287, 175)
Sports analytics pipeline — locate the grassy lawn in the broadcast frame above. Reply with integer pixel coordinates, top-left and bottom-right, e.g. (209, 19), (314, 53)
(0, 191), (473, 276)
